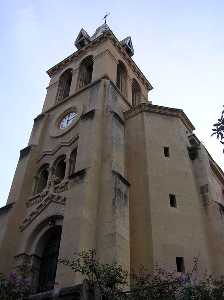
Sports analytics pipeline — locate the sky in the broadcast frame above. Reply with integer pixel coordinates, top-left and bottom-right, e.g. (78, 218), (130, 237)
(0, 0), (224, 207)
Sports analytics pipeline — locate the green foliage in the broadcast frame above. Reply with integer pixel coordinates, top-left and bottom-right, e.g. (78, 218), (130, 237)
(59, 249), (128, 299)
(0, 272), (31, 300)
(60, 249), (224, 300)
(131, 266), (180, 300)
(212, 106), (224, 149)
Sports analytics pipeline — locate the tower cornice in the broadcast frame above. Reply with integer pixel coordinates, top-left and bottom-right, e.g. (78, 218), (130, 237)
(209, 152), (224, 185)
(124, 103), (195, 132)
(47, 30), (153, 91)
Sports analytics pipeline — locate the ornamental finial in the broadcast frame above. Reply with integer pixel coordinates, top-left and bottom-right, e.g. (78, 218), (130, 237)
(103, 12), (110, 24)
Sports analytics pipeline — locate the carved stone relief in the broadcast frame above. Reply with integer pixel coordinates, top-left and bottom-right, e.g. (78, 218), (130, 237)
(112, 170), (129, 210)
(21, 193), (66, 232)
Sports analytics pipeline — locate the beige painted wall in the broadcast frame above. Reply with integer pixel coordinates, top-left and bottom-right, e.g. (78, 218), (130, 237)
(1, 28), (224, 293)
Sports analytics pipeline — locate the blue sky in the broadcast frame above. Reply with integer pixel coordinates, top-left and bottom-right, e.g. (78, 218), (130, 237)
(0, 0), (224, 207)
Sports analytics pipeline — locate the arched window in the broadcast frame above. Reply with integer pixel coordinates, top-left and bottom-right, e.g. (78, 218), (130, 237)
(69, 148), (77, 176)
(77, 56), (93, 89)
(116, 61), (127, 96)
(38, 226), (62, 292)
(34, 164), (49, 194)
(56, 69), (73, 102)
(53, 155), (66, 184)
(132, 79), (141, 106)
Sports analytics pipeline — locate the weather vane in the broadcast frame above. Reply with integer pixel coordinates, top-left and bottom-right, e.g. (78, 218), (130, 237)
(103, 12), (110, 24)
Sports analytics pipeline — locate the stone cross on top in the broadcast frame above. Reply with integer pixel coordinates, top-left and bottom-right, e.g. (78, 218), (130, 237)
(103, 12), (110, 24)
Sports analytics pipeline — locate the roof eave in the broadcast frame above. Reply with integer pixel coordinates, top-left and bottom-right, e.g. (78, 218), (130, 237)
(46, 30), (153, 91)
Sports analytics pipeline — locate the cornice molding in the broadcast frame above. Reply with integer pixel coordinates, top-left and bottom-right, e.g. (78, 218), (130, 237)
(209, 154), (224, 185)
(112, 111), (125, 126)
(81, 109), (95, 121)
(0, 202), (14, 215)
(20, 193), (66, 232)
(46, 31), (152, 91)
(112, 170), (130, 187)
(95, 48), (118, 64)
(47, 34), (108, 77)
(34, 113), (45, 123)
(19, 145), (34, 161)
(38, 135), (79, 162)
(42, 76), (129, 118)
(108, 33), (153, 91)
(69, 168), (86, 183)
(109, 80), (132, 108)
(124, 103), (195, 132)
(42, 77), (103, 116)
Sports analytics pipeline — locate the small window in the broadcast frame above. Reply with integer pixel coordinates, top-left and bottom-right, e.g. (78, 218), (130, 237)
(56, 69), (73, 102)
(53, 156), (66, 184)
(34, 164), (49, 194)
(77, 56), (93, 89)
(176, 257), (185, 272)
(116, 61), (127, 96)
(132, 79), (141, 106)
(38, 226), (62, 292)
(169, 194), (177, 208)
(164, 147), (170, 157)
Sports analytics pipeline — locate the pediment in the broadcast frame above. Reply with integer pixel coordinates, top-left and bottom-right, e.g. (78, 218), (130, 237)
(75, 28), (90, 49)
(20, 192), (66, 231)
(121, 36), (134, 57)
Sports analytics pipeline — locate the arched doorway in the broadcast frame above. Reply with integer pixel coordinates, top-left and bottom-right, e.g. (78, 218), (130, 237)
(37, 226), (62, 292)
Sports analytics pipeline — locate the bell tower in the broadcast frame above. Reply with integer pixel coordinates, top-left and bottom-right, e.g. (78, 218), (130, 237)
(0, 23), (152, 293)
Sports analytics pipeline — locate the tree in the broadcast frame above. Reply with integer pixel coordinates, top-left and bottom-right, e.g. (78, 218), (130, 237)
(0, 272), (31, 300)
(59, 249), (128, 300)
(212, 106), (224, 150)
(60, 249), (224, 300)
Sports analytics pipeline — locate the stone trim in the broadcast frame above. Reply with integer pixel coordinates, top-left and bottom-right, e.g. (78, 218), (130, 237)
(38, 135), (79, 162)
(20, 193), (66, 231)
(112, 111), (125, 125)
(69, 168), (86, 182)
(108, 32), (153, 90)
(109, 80), (132, 108)
(34, 113), (45, 123)
(43, 77), (103, 115)
(27, 181), (69, 208)
(188, 134), (201, 146)
(19, 145), (33, 161)
(210, 157), (224, 186)
(41, 77), (130, 118)
(47, 33), (108, 77)
(0, 202), (14, 215)
(47, 30), (152, 91)
(81, 109), (95, 120)
(112, 170), (130, 187)
(124, 102), (195, 132)
(95, 48), (118, 64)
(46, 80), (58, 90)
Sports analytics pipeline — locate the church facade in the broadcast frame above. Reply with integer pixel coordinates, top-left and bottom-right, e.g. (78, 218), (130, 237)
(0, 24), (224, 298)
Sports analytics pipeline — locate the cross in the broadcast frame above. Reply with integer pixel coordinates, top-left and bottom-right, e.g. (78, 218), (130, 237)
(103, 12), (110, 24)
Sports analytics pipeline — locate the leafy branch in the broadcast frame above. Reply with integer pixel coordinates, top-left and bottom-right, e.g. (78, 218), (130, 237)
(212, 106), (224, 145)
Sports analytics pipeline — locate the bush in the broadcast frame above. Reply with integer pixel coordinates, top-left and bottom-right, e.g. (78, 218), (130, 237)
(0, 272), (31, 300)
(60, 249), (224, 300)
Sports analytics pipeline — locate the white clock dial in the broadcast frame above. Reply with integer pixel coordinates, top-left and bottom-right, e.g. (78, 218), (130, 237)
(59, 112), (77, 129)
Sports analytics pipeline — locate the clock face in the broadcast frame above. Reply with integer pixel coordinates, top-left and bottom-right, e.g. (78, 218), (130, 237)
(59, 112), (77, 129)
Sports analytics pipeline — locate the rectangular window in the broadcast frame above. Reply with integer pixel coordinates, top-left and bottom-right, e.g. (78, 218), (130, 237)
(164, 147), (170, 157)
(176, 257), (185, 272)
(169, 194), (177, 208)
